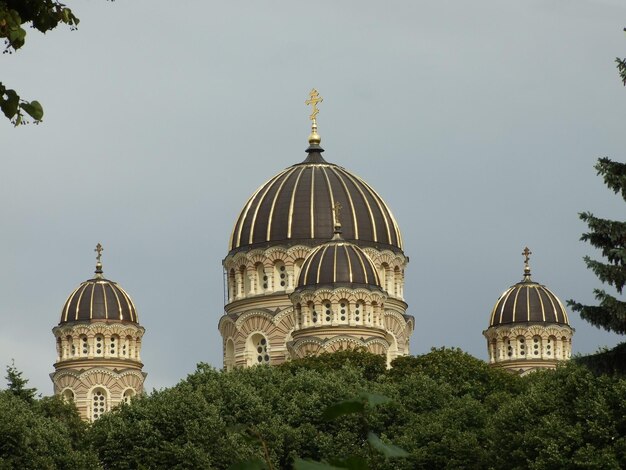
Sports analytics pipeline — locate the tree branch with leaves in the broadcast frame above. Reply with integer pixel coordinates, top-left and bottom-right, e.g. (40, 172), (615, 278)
(0, 0), (79, 125)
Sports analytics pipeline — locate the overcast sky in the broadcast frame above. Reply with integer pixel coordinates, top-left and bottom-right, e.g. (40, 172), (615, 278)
(2, 0), (626, 393)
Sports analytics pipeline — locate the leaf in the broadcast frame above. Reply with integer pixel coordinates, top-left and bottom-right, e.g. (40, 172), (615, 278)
(322, 399), (365, 420)
(228, 458), (269, 470)
(359, 392), (391, 407)
(1, 89), (19, 118)
(293, 458), (347, 470)
(21, 101), (43, 121)
(367, 432), (409, 459)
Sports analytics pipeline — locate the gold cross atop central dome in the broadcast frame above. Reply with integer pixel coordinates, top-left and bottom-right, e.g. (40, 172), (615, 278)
(522, 246), (532, 280)
(305, 89), (323, 145)
(95, 243), (104, 262)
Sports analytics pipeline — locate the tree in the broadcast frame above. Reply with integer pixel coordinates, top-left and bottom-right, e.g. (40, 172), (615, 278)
(1, 0), (79, 125)
(568, 41), (626, 336)
(618, 28), (626, 86)
(568, 159), (626, 334)
(5, 361), (36, 403)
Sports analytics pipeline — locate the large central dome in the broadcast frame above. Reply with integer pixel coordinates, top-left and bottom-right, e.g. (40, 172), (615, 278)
(228, 147), (403, 254)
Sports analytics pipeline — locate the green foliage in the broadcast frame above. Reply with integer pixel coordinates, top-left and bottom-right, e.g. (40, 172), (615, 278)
(5, 361), (36, 403)
(575, 342), (626, 376)
(568, 159), (626, 336)
(280, 349), (387, 381)
(0, 387), (98, 468)
(389, 347), (523, 399)
(1, 0), (81, 126)
(12, 348), (607, 469)
(487, 362), (626, 469)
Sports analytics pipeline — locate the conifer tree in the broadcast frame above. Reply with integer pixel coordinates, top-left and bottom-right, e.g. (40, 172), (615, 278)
(568, 41), (626, 335)
(5, 360), (37, 403)
(568, 159), (626, 333)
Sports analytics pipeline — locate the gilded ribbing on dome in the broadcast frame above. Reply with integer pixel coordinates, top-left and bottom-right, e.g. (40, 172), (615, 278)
(60, 279), (138, 324)
(228, 161), (403, 252)
(297, 242), (381, 289)
(489, 282), (569, 327)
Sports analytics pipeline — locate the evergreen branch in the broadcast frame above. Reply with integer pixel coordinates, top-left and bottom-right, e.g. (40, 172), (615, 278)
(594, 158), (626, 202)
(568, 290), (626, 334)
(617, 57), (626, 86)
(583, 257), (626, 293)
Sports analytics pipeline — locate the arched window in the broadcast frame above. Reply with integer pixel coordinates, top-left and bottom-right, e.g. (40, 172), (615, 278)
(110, 335), (119, 357)
(561, 336), (568, 359)
(240, 265), (250, 296)
(532, 336), (542, 357)
(393, 266), (400, 296)
(61, 388), (74, 402)
(80, 335), (88, 356)
(229, 269), (236, 301)
(324, 301), (332, 324)
(547, 336), (556, 357)
(225, 338), (235, 372)
(90, 388), (109, 420)
(255, 263), (265, 294)
(274, 261), (286, 291)
(354, 301), (364, 324)
(122, 389), (135, 405)
(310, 302), (318, 324)
(339, 300), (348, 322)
(122, 336), (131, 357)
(517, 336), (526, 357)
(501, 337), (511, 359)
(95, 335), (104, 356)
(248, 333), (270, 366)
(66, 335), (75, 357)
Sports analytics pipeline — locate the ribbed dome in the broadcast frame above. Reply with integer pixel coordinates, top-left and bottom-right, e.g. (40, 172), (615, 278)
(489, 270), (569, 327)
(60, 276), (138, 324)
(229, 148), (403, 254)
(297, 236), (382, 290)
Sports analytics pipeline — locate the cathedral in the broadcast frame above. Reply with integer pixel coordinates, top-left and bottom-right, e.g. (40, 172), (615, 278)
(50, 91), (574, 420)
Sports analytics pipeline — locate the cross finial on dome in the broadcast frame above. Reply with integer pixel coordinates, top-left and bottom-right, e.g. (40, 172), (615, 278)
(305, 89), (323, 145)
(94, 243), (104, 278)
(522, 246), (532, 280)
(332, 201), (343, 239)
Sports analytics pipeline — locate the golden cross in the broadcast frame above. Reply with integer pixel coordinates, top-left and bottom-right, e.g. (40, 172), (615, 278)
(95, 243), (104, 263)
(522, 246), (532, 265)
(305, 89), (323, 121)
(333, 201), (342, 226)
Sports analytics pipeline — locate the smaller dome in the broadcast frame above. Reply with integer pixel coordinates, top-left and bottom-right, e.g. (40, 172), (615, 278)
(297, 235), (381, 290)
(59, 245), (138, 324)
(489, 262), (569, 328)
(60, 278), (138, 324)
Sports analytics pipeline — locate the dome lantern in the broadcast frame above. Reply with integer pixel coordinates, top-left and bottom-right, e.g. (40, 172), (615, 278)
(51, 244), (146, 421)
(483, 247), (574, 374)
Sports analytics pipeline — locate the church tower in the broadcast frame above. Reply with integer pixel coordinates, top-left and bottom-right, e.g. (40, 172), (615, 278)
(219, 91), (413, 368)
(51, 244), (146, 421)
(483, 247), (574, 374)
(289, 209), (394, 362)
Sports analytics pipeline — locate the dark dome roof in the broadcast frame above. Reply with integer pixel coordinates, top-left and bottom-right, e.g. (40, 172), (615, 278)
(489, 269), (569, 327)
(60, 276), (138, 325)
(296, 235), (382, 290)
(229, 148), (403, 254)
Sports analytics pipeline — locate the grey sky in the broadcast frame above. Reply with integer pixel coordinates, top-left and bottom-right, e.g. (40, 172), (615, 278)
(2, 0), (625, 393)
